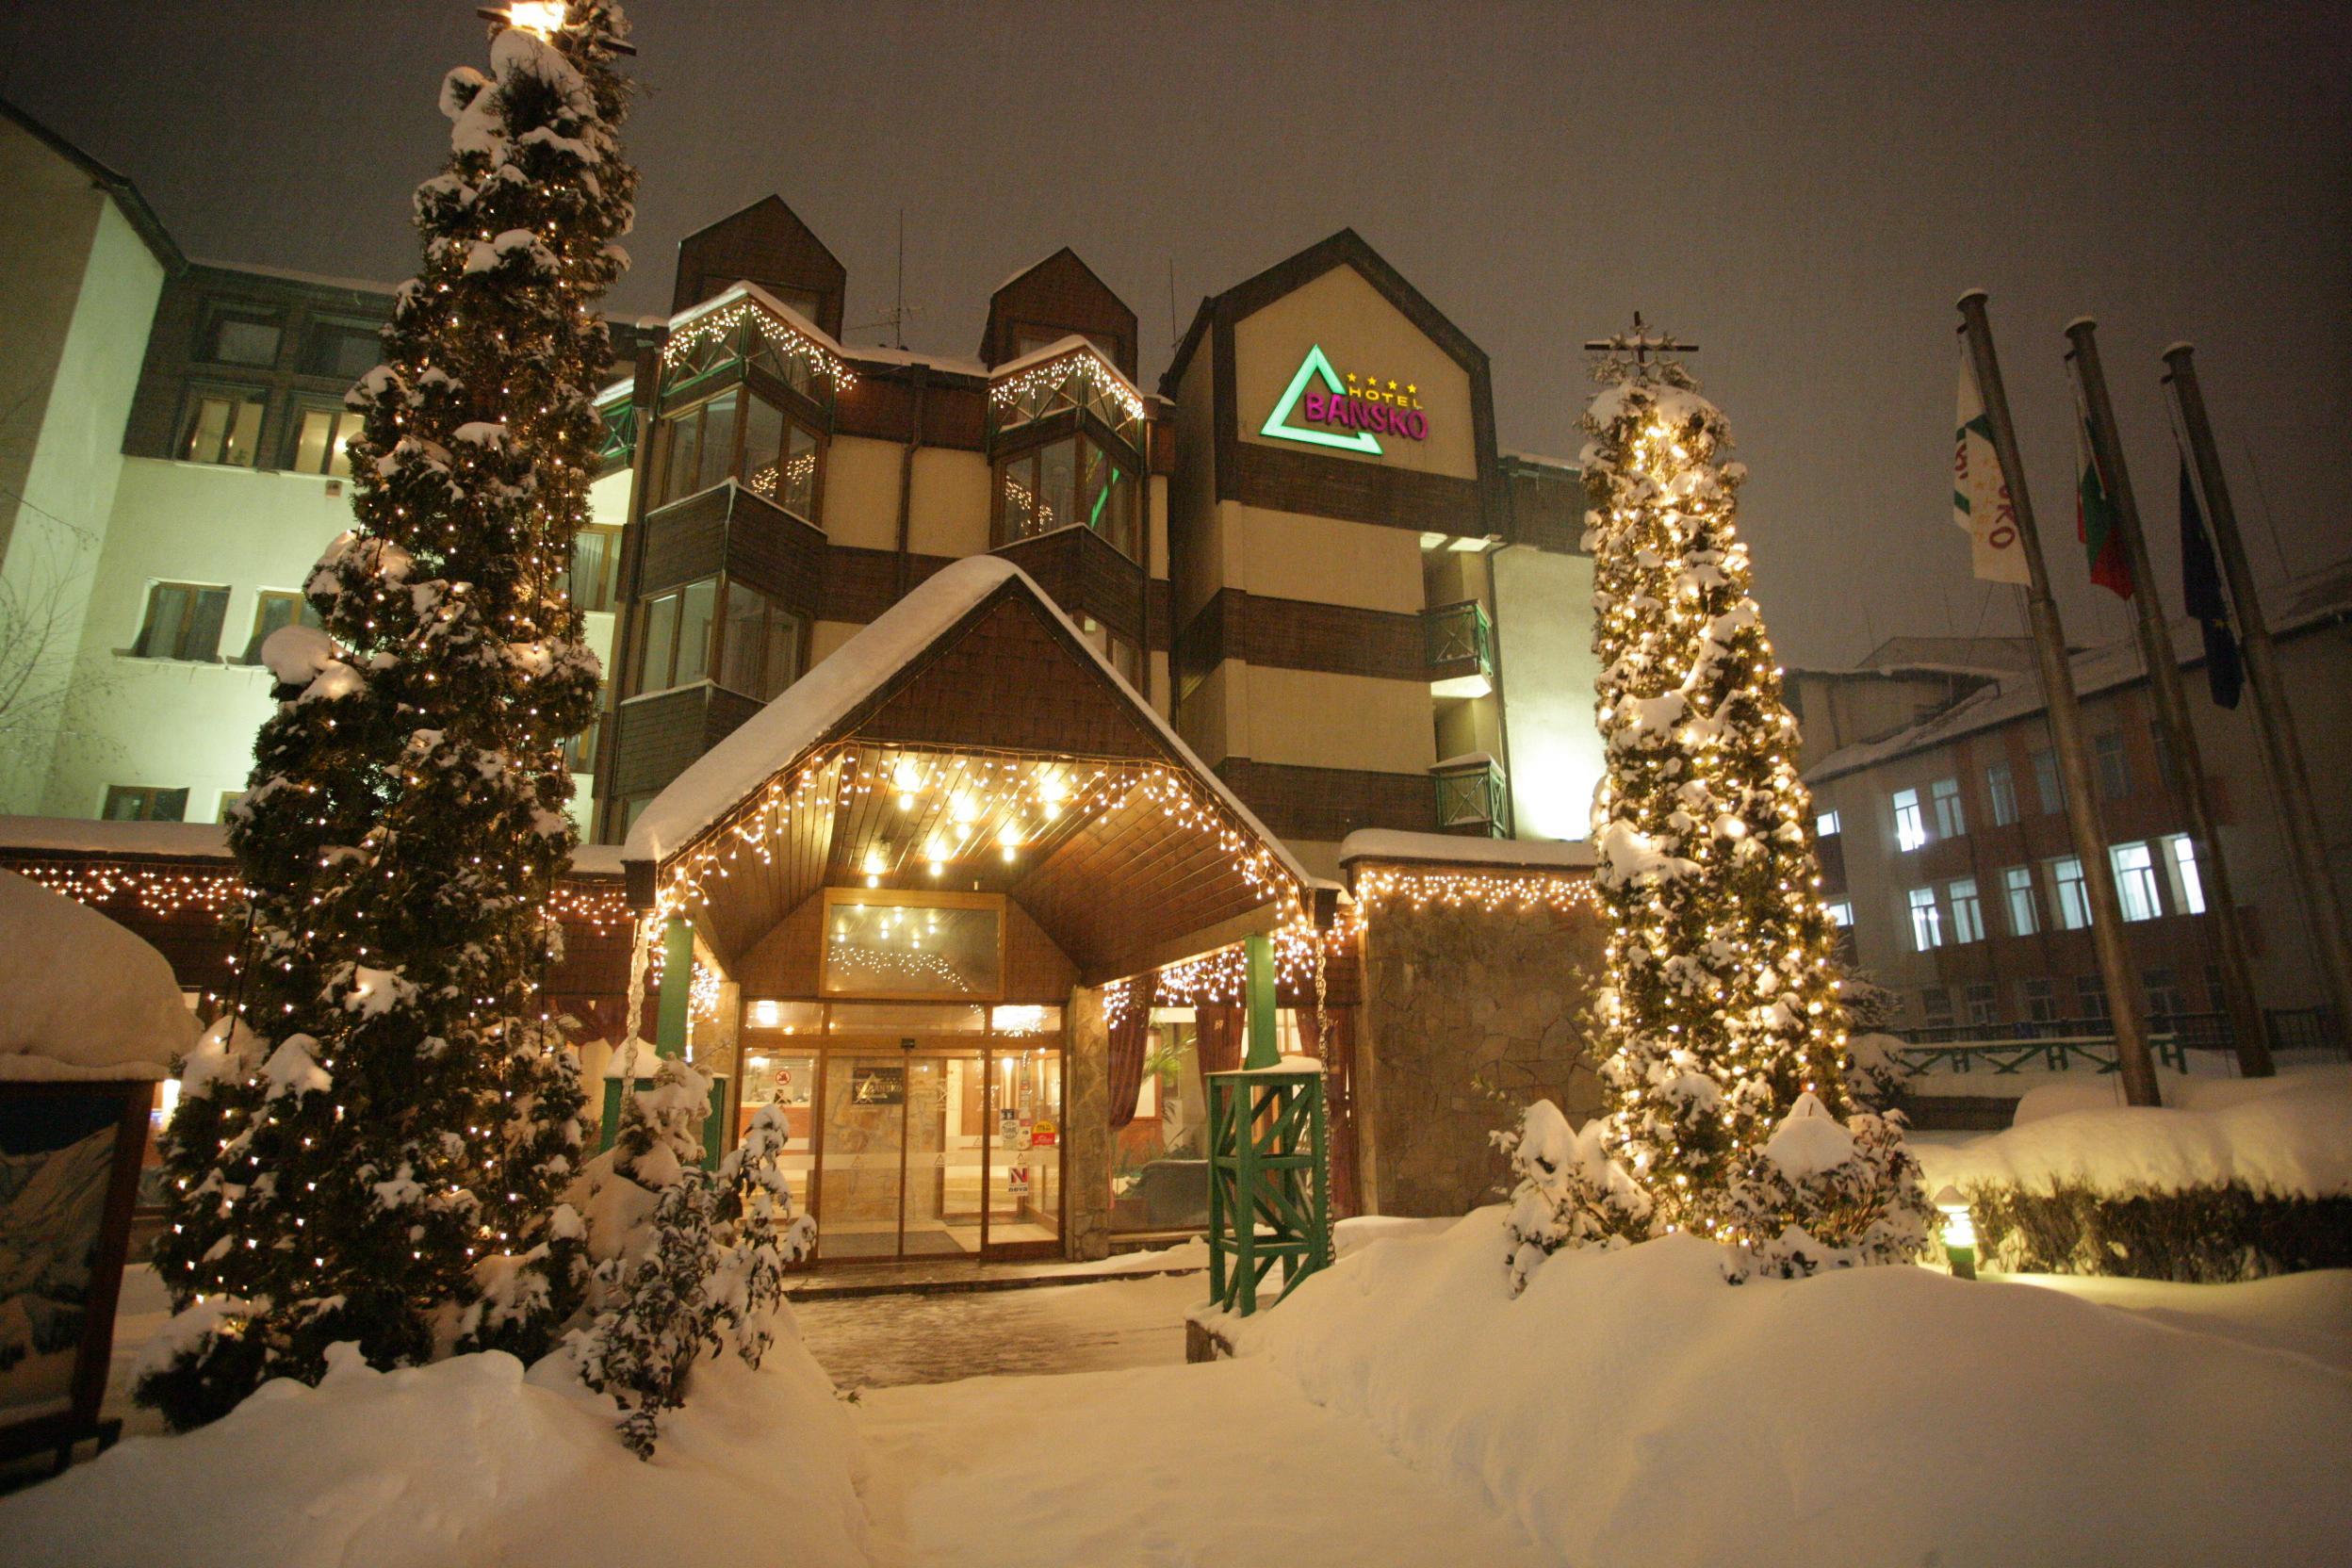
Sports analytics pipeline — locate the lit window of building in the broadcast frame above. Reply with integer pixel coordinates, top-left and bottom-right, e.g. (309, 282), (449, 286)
(1931, 776), (1966, 839)
(2110, 841), (2163, 923)
(2164, 834), (2208, 915)
(1948, 877), (1984, 943)
(2050, 856), (2092, 930)
(131, 581), (230, 662)
(1816, 809), (1840, 838)
(2002, 865), (2038, 936)
(1892, 787), (1927, 852)
(1907, 886), (1943, 951)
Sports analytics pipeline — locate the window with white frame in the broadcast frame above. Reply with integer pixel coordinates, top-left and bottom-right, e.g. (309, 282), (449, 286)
(2144, 965), (2185, 1021)
(1948, 877), (1984, 943)
(1816, 810), (1841, 838)
(1920, 987), (1954, 1029)
(1931, 776), (1966, 839)
(2110, 841), (2163, 923)
(2163, 834), (2207, 915)
(2002, 865), (2038, 936)
(1826, 900), (1854, 928)
(2050, 856), (2092, 930)
(2075, 972), (2110, 1021)
(1907, 887), (1944, 951)
(1892, 788), (1927, 852)
(1986, 760), (2019, 826)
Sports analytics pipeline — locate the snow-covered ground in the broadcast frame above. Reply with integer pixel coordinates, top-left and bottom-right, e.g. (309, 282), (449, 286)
(9, 1211), (2349, 1565)
(1227, 1210), (2352, 1567)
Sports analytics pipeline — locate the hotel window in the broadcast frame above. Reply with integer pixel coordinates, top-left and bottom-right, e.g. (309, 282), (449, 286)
(1986, 760), (2019, 826)
(131, 582), (230, 661)
(821, 893), (1005, 999)
(739, 389), (821, 521)
(2145, 965), (2185, 1021)
(568, 524), (624, 613)
(288, 403), (366, 477)
(240, 590), (322, 664)
(1826, 900), (1854, 928)
(1920, 987), (1954, 1030)
(1965, 983), (1999, 1027)
(2094, 732), (2131, 800)
(631, 576), (718, 694)
(302, 319), (383, 382)
(650, 388), (740, 508)
(2050, 855), (2092, 930)
(198, 305), (282, 368)
(1892, 788), (1927, 852)
(2110, 841), (2163, 922)
(1948, 877), (1984, 943)
(2002, 865), (2039, 936)
(2031, 746), (2064, 813)
(178, 387), (265, 467)
(1930, 776), (1966, 839)
(2163, 834), (2207, 915)
(2018, 977), (2058, 1025)
(716, 580), (803, 701)
(2075, 972), (2110, 1022)
(103, 785), (188, 823)
(562, 712), (599, 774)
(1906, 887), (1943, 952)
(1076, 613), (1142, 688)
(1816, 810), (1840, 838)
(994, 433), (1139, 562)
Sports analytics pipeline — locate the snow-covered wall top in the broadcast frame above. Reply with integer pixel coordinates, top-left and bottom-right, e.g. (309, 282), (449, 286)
(1336, 828), (1596, 871)
(623, 557), (1314, 898)
(0, 869), (194, 1080)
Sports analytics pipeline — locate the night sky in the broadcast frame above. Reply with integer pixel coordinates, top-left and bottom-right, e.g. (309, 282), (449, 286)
(5, 2), (2344, 666)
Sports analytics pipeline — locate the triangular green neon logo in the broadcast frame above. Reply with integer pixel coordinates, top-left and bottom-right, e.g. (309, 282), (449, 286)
(1260, 343), (1382, 454)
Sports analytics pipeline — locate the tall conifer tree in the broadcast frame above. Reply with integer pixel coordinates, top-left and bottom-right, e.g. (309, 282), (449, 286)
(144, 2), (637, 1428)
(1579, 349), (1929, 1271)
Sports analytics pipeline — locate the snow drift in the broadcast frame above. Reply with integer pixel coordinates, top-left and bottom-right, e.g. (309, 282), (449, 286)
(0, 1322), (870, 1568)
(1228, 1207), (2352, 1567)
(0, 869), (192, 1080)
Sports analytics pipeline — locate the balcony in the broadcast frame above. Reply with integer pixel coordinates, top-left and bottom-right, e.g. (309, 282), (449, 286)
(1432, 754), (1511, 838)
(1424, 598), (1494, 699)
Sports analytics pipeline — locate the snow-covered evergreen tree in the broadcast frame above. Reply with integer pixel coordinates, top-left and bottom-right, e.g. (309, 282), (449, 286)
(143, 3), (636, 1429)
(1495, 1100), (1651, 1295)
(1577, 349), (1929, 1270)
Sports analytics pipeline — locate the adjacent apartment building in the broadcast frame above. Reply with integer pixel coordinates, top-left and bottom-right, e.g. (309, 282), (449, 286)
(1794, 575), (2352, 1045)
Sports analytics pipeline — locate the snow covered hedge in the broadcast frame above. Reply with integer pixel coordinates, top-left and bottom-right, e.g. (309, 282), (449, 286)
(1918, 1069), (2352, 1282)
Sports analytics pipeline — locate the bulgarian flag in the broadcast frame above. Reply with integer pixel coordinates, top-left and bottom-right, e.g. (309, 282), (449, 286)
(2074, 411), (2134, 598)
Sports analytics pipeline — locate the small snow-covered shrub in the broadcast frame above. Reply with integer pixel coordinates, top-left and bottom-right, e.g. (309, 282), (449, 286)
(1494, 1101), (1650, 1294)
(570, 1054), (815, 1457)
(1965, 1183), (2352, 1282)
(1844, 1032), (1918, 1116)
(1722, 1093), (1936, 1282)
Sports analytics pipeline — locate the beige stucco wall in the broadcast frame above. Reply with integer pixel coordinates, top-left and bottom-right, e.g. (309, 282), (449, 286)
(1226, 501), (1424, 613)
(1493, 545), (1604, 843)
(0, 131), (166, 812)
(907, 447), (988, 559)
(818, 433), (901, 551)
(1232, 262), (1476, 482)
(1227, 663), (1436, 776)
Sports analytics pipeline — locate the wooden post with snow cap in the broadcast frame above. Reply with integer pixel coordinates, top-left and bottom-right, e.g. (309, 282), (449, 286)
(1955, 291), (2161, 1106)
(2164, 343), (2352, 1055)
(2066, 319), (2271, 1076)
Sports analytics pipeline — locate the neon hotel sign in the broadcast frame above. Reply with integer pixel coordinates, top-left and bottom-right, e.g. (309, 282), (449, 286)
(1261, 344), (1429, 455)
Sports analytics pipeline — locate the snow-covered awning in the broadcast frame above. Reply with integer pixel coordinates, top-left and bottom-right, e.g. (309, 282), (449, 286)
(623, 558), (1328, 985)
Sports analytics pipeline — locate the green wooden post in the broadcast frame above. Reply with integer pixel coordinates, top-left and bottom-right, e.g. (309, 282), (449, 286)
(654, 916), (694, 1058)
(1243, 932), (1279, 1069)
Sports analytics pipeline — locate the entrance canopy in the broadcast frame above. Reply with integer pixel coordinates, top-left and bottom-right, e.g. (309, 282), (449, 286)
(622, 558), (1331, 986)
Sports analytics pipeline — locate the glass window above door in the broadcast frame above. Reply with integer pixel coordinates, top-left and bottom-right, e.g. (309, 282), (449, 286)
(822, 894), (1004, 999)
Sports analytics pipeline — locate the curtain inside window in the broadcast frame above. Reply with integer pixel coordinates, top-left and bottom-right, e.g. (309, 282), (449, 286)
(1105, 973), (1155, 1132)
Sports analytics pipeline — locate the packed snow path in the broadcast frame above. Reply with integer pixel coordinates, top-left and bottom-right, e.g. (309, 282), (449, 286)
(855, 1358), (1549, 1568)
(795, 1273), (1199, 1388)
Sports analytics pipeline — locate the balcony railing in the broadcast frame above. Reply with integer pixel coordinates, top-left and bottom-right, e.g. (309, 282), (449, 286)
(1423, 599), (1494, 690)
(1432, 755), (1510, 838)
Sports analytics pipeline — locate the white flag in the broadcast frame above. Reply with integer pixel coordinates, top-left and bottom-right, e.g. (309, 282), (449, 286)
(1955, 348), (2030, 584)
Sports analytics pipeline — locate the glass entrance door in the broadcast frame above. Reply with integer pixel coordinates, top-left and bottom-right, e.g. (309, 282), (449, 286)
(814, 1052), (910, 1261)
(986, 1044), (1063, 1256)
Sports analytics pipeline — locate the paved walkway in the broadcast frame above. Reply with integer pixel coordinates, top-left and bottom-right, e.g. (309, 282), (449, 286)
(794, 1271), (1200, 1388)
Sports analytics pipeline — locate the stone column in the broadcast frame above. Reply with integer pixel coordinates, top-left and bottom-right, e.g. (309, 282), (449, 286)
(1063, 983), (1111, 1261)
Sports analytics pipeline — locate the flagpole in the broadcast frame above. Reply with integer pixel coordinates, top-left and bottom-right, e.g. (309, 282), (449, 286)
(2066, 320), (2271, 1076)
(1955, 291), (2161, 1106)
(2163, 343), (2352, 1055)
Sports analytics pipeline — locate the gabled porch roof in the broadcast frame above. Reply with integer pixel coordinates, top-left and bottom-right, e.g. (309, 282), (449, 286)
(622, 559), (1331, 987)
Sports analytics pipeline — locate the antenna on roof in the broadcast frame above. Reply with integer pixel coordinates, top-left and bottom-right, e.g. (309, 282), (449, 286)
(848, 207), (921, 349)
(1582, 311), (1698, 368)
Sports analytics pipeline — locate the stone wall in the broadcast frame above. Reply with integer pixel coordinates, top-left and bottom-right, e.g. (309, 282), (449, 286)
(1357, 894), (1607, 1217)
(1063, 982), (1111, 1261)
